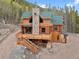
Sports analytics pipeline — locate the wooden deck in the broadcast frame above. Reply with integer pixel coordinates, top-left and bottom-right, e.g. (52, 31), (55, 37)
(22, 34), (51, 40)
(16, 30), (51, 41)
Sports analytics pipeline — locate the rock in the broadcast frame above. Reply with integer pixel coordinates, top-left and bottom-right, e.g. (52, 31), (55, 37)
(10, 45), (37, 59)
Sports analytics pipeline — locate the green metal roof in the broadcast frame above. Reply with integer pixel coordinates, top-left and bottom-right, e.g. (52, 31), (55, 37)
(21, 11), (53, 19)
(21, 12), (32, 19)
(40, 11), (53, 18)
(52, 16), (64, 25)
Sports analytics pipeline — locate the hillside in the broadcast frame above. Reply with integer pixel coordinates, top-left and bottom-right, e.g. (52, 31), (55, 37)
(0, 0), (42, 24)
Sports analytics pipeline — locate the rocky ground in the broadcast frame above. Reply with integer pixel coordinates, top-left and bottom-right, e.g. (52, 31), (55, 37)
(0, 31), (79, 59)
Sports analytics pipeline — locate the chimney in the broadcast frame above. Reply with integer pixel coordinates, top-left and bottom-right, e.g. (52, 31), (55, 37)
(32, 8), (40, 35)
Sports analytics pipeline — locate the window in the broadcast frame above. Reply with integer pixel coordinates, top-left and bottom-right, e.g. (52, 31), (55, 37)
(29, 17), (32, 23)
(39, 16), (43, 23)
(25, 27), (32, 34)
(53, 26), (57, 31)
(29, 16), (43, 23)
(42, 28), (45, 33)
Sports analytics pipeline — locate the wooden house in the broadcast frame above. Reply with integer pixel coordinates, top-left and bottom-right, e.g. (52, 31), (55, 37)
(21, 12), (64, 34)
(16, 8), (65, 53)
(20, 11), (53, 34)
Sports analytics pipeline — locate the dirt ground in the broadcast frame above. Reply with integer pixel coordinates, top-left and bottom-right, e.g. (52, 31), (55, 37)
(0, 32), (17, 59)
(0, 32), (79, 59)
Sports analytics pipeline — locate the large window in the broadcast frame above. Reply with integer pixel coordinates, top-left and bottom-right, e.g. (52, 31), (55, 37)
(39, 16), (43, 23)
(29, 17), (32, 23)
(29, 16), (43, 23)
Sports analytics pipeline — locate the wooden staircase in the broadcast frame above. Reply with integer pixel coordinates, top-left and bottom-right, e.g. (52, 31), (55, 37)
(17, 38), (39, 54)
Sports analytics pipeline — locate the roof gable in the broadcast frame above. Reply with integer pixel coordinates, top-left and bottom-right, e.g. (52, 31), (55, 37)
(21, 12), (32, 19)
(52, 16), (64, 25)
